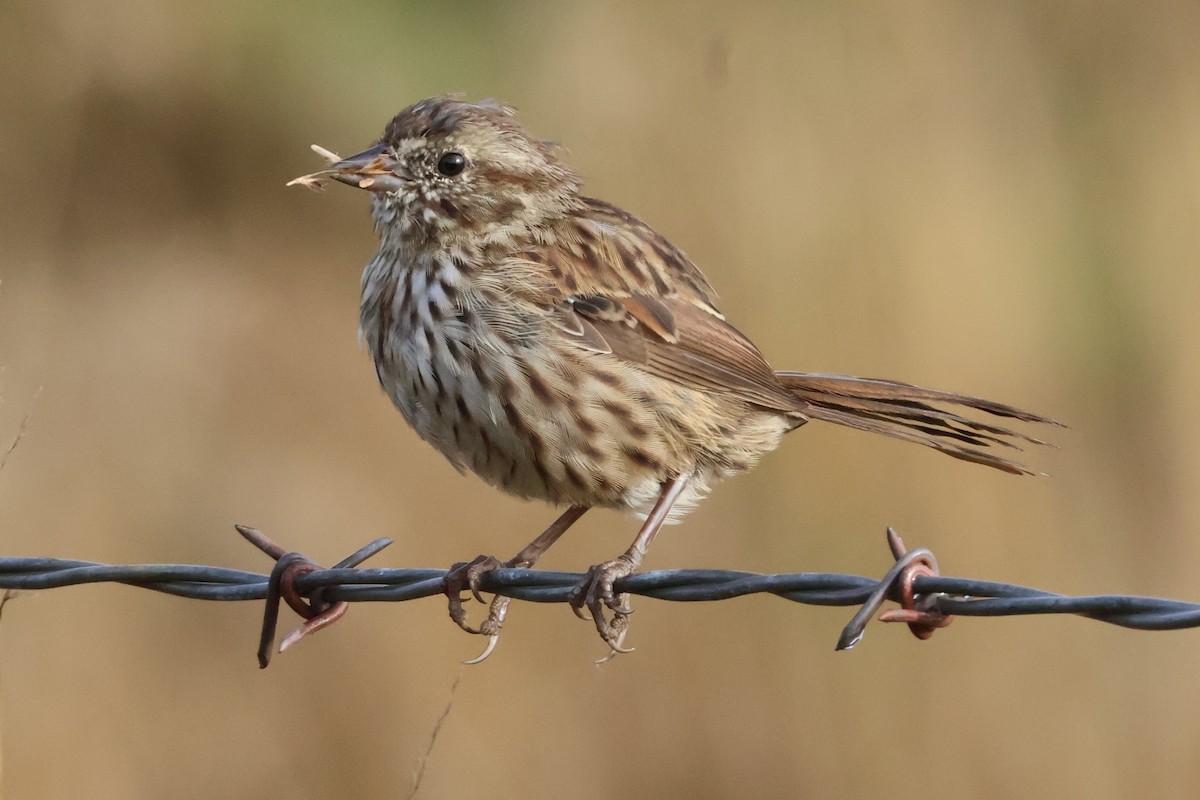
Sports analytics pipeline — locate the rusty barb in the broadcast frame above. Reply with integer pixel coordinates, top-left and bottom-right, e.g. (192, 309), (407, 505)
(836, 528), (954, 651)
(236, 525), (392, 668)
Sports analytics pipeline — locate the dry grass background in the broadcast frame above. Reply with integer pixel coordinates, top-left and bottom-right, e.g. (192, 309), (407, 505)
(2, 1), (1200, 798)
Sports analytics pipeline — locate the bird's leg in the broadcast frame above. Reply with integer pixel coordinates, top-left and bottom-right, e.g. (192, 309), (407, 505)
(445, 505), (589, 644)
(569, 474), (691, 653)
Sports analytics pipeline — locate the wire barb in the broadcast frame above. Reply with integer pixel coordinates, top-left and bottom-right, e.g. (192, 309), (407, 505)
(836, 528), (953, 651)
(877, 527), (954, 639)
(236, 524), (393, 668)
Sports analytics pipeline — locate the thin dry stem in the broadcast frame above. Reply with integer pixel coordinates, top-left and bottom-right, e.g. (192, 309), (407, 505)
(407, 668), (464, 799)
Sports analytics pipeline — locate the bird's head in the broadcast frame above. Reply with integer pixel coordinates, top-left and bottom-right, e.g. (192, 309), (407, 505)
(294, 96), (581, 247)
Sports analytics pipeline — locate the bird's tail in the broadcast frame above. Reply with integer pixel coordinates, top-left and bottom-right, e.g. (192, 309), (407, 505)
(774, 371), (1059, 475)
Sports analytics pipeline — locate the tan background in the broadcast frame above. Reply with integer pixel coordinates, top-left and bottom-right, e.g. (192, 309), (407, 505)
(3, 2), (1200, 798)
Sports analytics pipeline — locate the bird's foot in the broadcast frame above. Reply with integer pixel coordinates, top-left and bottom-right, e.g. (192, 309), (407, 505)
(444, 555), (518, 664)
(444, 555), (509, 635)
(568, 557), (638, 657)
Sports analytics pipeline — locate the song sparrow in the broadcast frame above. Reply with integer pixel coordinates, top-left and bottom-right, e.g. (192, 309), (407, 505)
(290, 96), (1054, 658)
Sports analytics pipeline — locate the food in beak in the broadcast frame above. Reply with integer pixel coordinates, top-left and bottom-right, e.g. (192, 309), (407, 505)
(287, 144), (403, 192)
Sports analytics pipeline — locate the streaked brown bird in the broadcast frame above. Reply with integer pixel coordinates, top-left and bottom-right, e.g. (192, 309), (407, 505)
(291, 96), (1055, 659)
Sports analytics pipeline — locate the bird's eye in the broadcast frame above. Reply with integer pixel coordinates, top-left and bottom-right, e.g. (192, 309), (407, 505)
(437, 152), (467, 177)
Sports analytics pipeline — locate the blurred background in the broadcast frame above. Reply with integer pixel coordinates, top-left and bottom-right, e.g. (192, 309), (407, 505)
(2, 1), (1200, 797)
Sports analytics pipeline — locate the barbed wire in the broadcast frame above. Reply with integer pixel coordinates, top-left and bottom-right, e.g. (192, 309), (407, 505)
(1, 525), (1197, 665)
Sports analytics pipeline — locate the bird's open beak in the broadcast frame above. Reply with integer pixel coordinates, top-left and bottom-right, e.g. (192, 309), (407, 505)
(287, 142), (407, 193)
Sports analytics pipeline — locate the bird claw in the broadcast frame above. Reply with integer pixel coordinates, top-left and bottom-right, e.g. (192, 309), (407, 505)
(609, 598), (635, 616)
(463, 633), (501, 665)
(594, 626), (635, 664)
(569, 559), (637, 654)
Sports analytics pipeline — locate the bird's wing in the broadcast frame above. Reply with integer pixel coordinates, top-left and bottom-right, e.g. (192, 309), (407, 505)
(503, 198), (803, 414)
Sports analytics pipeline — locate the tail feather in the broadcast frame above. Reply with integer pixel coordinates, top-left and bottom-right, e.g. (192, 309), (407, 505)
(774, 372), (1061, 476)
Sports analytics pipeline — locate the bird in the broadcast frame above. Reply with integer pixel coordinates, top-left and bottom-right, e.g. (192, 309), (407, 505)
(289, 95), (1055, 659)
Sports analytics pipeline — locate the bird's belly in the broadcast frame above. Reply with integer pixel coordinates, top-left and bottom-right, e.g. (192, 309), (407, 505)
(378, 319), (651, 505)
(374, 314), (789, 517)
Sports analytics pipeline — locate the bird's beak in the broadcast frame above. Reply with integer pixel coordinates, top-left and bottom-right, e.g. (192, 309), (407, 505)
(327, 143), (406, 192)
(288, 142), (407, 193)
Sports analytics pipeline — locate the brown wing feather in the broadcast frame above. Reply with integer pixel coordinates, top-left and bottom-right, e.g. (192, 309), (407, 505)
(575, 297), (805, 413)
(506, 196), (804, 414)
(557, 198), (721, 312)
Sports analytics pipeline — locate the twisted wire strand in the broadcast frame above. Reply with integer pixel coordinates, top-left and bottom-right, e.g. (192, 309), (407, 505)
(3, 556), (1198, 632)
